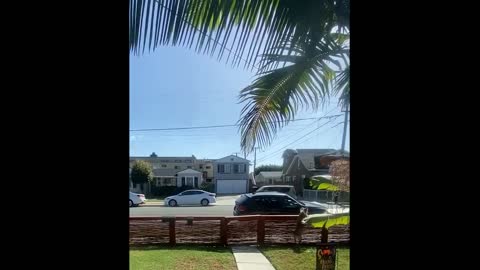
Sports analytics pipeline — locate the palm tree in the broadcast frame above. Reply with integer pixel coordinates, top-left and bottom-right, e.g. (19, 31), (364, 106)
(130, 0), (350, 154)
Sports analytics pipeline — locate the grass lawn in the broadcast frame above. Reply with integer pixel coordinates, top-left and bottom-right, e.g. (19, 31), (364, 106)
(260, 246), (349, 270)
(130, 246), (237, 270)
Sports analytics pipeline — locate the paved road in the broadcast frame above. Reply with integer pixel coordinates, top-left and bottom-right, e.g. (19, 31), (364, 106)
(129, 194), (349, 217)
(130, 195), (239, 217)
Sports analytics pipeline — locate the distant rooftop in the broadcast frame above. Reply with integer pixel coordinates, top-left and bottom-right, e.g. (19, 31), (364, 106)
(258, 171), (283, 177)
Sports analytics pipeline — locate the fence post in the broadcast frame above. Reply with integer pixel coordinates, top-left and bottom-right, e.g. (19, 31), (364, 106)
(220, 217), (228, 245)
(169, 217), (176, 245)
(257, 216), (265, 245)
(321, 224), (328, 243)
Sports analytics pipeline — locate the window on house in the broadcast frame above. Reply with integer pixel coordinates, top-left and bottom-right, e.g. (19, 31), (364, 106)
(187, 166), (192, 169)
(206, 166), (211, 169)
(175, 160), (182, 162)
(161, 164), (167, 168)
(225, 164), (231, 173)
(218, 164), (225, 173)
(293, 176), (296, 183)
(182, 177), (186, 186)
(233, 164), (239, 173)
(206, 179), (212, 183)
(199, 164), (203, 169)
(156, 178), (162, 186)
(174, 165), (180, 169)
(186, 177), (193, 186)
(238, 164), (245, 173)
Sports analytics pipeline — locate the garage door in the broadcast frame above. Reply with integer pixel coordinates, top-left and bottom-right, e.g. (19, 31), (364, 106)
(216, 180), (247, 194)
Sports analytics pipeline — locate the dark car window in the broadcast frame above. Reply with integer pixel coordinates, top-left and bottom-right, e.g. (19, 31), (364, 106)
(182, 191), (200, 195)
(252, 197), (267, 211)
(273, 187), (292, 193)
(264, 196), (282, 208)
(259, 187), (291, 193)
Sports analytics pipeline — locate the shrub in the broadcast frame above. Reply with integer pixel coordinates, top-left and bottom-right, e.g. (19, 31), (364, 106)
(200, 182), (215, 193)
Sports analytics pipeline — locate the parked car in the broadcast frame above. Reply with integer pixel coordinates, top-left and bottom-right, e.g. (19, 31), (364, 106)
(233, 192), (327, 216)
(255, 185), (297, 199)
(164, 189), (216, 207)
(129, 191), (146, 207)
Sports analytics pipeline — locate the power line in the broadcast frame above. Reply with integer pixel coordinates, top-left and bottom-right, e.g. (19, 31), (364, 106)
(254, 108), (339, 157)
(130, 115), (341, 132)
(255, 117), (339, 163)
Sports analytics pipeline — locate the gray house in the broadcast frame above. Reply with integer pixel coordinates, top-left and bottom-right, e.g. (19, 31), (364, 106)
(213, 155), (250, 194)
(282, 149), (349, 196)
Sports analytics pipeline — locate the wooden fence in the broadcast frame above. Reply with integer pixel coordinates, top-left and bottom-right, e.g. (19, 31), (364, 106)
(130, 215), (349, 246)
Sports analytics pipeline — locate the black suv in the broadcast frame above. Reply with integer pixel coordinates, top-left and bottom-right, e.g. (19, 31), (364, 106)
(233, 192), (328, 216)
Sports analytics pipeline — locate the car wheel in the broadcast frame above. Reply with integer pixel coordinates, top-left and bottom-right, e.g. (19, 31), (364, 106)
(169, 199), (177, 207)
(129, 200), (134, 207)
(201, 199), (209, 206)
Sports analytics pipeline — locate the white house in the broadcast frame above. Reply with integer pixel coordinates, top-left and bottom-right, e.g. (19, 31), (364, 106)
(176, 168), (204, 188)
(213, 155), (250, 194)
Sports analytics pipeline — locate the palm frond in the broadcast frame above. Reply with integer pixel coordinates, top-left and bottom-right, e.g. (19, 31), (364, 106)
(238, 37), (346, 153)
(129, 0), (349, 69)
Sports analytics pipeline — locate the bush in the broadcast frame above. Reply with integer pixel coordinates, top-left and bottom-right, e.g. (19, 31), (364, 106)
(200, 182), (215, 193)
(304, 178), (314, 189)
(150, 186), (177, 196)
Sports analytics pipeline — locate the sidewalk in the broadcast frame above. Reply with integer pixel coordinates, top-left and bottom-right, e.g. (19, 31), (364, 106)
(231, 246), (275, 270)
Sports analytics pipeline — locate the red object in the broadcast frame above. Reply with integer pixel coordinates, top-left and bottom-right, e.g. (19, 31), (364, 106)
(238, 205), (247, 212)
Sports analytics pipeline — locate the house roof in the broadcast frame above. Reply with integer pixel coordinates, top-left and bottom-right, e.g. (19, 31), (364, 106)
(214, 155), (250, 163)
(130, 156), (196, 160)
(176, 168), (202, 174)
(296, 149), (338, 155)
(152, 169), (178, 177)
(285, 156), (303, 175)
(258, 171), (283, 178)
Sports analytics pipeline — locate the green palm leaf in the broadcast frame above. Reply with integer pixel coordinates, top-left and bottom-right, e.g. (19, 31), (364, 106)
(129, 0), (349, 69)
(238, 36), (347, 153)
(129, 0), (350, 153)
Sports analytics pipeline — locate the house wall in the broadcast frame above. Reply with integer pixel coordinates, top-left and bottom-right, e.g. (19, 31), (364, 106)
(176, 172), (204, 187)
(196, 160), (214, 180)
(129, 157), (196, 171)
(213, 162), (249, 180)
(130, 157), (215, 179)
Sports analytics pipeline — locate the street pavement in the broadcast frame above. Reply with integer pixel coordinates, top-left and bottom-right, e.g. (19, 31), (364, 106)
(129, 194), (349, 217)
(129, 195), (240, 217)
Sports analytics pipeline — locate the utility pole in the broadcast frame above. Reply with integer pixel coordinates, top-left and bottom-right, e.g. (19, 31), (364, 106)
(253, 147), (257, 173)
(340, 104), (349, 154)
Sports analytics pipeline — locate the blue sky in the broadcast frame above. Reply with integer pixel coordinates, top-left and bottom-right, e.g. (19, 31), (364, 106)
(130, 46), (349, 166)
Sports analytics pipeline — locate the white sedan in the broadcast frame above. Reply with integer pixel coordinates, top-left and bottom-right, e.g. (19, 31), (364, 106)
(165, 189), (216, 207)
(129, 191), (146, 207)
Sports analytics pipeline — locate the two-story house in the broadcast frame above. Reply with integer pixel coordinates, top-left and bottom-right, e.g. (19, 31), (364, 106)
(130, 153), (203, 188)
(213, 155), (250, 194)
(196, 159), (214, 183)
